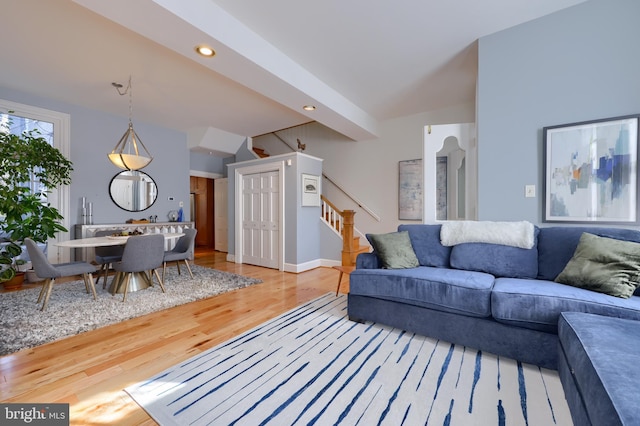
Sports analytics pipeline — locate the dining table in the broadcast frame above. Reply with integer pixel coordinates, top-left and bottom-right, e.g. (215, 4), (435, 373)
(54, 233), (184, 294)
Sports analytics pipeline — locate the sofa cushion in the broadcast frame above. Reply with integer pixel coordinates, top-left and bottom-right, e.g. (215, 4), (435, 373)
(349, 266), (495, 318)
(449, 227), (539, 278)
(366, 231), (419, 269)
(398, 224), (451, 268)
(555, 233), (640, 298)
(537, 226), (640, 281)
(559, 312), (640, 425)
(491, 278), (640, 333)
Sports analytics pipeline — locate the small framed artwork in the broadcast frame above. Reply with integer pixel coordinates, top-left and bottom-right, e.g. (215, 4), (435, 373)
(543, 114), (640, 223)
(301, 173), (321, 206)
(399, 159), (423, 220)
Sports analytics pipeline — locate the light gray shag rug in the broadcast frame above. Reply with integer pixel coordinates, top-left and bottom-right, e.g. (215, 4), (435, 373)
(0, 265), (262, 356)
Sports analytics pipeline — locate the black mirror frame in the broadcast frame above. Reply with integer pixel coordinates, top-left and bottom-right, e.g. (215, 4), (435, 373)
(108, 170), (158, 212)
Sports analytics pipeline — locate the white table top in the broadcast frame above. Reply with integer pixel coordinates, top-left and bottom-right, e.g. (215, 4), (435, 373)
(54, 233), (184, 248)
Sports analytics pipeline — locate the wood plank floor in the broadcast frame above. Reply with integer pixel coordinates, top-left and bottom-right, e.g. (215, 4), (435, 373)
(0, 249), (349, 425)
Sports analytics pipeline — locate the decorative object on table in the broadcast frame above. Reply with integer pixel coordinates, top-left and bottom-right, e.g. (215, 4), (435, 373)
(543, 114), (640, 223)
(301, 173), (321, 206)
(398, 158), (423, 220)
(0, 120), (73, 288)
(0, 265), (262, 356)
(126, 219), (149, 224)
(177, 206), (184, 222)
(108, 76), (153, 171)
(126, 294), (571, 426)
(80, 197), (90, 225)
(168, 210), (179, 222)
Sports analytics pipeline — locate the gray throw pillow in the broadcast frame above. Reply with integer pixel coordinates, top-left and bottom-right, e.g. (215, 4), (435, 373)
(555, 233), (640, 298)
(366, 231), (419, 269)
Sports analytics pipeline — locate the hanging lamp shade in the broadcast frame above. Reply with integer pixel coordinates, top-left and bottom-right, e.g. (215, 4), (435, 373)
(108, 76), (153, 170)
(108, 121), (153, 170)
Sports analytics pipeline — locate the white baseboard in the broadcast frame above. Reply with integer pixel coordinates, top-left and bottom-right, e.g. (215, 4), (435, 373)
(284, 258), (342, 273)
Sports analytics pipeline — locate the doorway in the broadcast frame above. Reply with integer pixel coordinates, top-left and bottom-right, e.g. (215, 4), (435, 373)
(241, 171), (279, 269)
(189, 176), (214, 248)
(234, 161), (285, 271)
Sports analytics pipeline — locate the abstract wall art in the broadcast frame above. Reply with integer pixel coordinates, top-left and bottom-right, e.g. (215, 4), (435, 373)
(543, 115), (640, 223)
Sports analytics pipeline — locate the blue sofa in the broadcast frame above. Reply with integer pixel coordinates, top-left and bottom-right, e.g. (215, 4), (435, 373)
(348, 224), (640, 370)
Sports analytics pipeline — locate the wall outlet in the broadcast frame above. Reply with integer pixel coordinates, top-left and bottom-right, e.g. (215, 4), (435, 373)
(168, 196), (174, 201)
(525, 185), (536, 198)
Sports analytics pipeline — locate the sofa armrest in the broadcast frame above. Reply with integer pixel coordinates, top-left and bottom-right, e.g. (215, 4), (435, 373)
(356, 252), (380, 269)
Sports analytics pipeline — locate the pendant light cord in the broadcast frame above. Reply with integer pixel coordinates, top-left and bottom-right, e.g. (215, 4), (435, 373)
(112, 76), (133, 124)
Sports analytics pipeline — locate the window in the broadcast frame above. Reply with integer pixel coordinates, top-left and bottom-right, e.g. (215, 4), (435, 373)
(0, 99), (71, 262)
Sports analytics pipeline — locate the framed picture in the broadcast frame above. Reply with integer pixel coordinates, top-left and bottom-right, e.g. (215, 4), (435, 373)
(399, 159), (423, 220)
(543, 114), (640, 223)
(301, 173), (321, 206)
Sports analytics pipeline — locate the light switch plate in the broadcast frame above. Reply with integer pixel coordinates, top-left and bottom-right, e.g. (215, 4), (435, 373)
(525, 185), (536, 198)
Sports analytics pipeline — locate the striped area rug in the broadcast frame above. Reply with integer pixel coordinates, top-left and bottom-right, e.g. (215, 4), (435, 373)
(126, 293), (572, 425)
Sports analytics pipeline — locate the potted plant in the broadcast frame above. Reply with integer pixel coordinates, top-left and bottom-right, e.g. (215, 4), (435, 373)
(0, 122), (73, 288)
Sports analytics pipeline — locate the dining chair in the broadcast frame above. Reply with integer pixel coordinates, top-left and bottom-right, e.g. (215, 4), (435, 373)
(24, 238), (97, 311)
(94, 230), (124, 288)
(162, 228), (197, 282)
(112, 234), (165, 302)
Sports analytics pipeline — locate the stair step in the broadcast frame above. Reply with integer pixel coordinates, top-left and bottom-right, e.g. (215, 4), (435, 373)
(253, 147), (269, 158)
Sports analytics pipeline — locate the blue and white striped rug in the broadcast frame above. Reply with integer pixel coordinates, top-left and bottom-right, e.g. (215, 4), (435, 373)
(126, 293), (572, 425)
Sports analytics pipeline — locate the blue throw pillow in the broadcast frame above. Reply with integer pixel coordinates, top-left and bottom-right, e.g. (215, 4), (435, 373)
(449, 227), (539, 278)
(398, 224), (451, 267)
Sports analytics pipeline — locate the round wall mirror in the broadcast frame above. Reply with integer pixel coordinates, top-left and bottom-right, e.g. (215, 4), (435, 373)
(109, 170), (158, 212)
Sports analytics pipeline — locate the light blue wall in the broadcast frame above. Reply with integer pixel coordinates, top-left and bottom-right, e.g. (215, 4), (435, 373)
(0, 86), (192, 228)
(189, 151), (227, 176)
(477, 0), (640, 223)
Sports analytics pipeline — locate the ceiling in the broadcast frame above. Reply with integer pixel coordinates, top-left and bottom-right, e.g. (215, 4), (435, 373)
(0, 0), (586, 146)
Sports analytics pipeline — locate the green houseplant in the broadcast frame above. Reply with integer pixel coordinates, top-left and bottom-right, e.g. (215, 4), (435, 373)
(0, 122), (73, 286)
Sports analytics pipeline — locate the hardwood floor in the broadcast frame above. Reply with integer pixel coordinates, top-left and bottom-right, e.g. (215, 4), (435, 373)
(0, 249), (348, 425)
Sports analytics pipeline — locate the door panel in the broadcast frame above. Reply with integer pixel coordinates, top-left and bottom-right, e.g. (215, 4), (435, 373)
(242, 171), (279, 268)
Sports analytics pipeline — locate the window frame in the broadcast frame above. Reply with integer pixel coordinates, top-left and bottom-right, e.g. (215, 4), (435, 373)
(0, 99), (71, 262)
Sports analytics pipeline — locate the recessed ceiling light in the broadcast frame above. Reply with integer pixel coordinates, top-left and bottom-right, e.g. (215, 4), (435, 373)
(195, 45), (215, 57)
(303, 105), (316, 111)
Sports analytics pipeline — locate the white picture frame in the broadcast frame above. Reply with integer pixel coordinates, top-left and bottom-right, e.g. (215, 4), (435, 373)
(301, 173), (321, 206)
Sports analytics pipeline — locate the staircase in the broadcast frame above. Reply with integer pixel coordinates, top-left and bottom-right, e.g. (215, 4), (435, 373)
(253, 147), (269, 158)
(321, 195), (369, 266)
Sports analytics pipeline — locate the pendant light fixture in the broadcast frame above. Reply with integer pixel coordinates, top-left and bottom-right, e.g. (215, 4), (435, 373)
(108, 76), (153, 170)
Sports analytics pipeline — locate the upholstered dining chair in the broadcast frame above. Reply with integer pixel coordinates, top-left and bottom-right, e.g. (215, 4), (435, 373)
(112, 234), (165, 302)
(162, 228), (197, 282)
(24, 238), (98, 311)
(94, 230), (124, 288)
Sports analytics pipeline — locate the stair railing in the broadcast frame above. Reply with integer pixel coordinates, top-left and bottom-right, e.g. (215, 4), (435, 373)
(321, 195), (344, 234)
(321, 195), (356, 266)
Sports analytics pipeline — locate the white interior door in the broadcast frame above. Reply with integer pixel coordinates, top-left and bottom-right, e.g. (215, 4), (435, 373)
(241, 171), (280, 268)
(260, 171), (279, 269)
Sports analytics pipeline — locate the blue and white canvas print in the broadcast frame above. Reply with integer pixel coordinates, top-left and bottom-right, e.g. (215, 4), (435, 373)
(544, 115), (639, 223)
